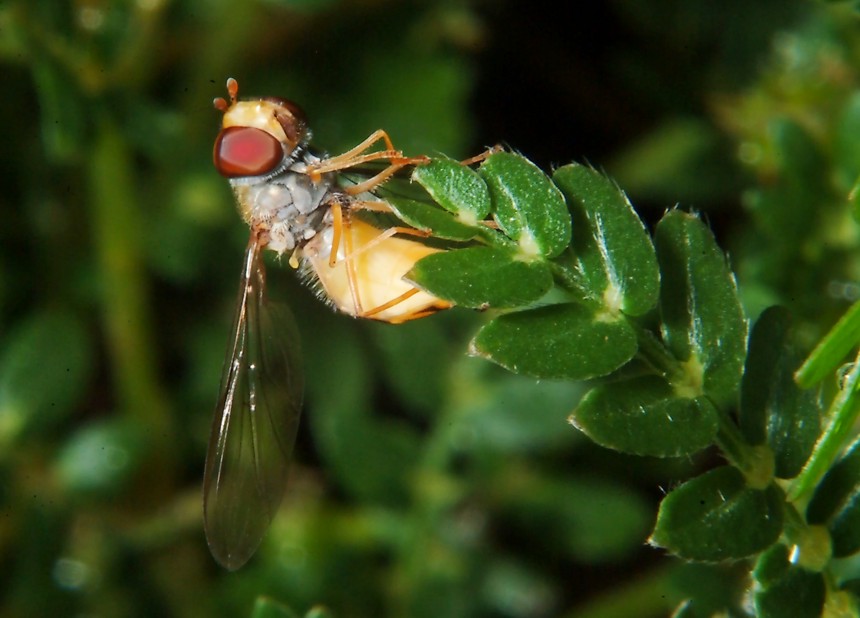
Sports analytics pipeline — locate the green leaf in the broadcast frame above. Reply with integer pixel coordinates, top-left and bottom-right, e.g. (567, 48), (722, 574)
(739, 306), (820, 478)
(553, 163), (659, 316)
(807, 435), (860, 525)
(740, 307), (790, 445)
(470, 303), (637, 380)
(386, 197), (482, 241)
(752, 545), (825, 618)
(571, 376), (719, 457)
(412, 157), (491, 222)
(650, 466), (784, 561)
(408, 246), (553, 308)
(0, 311), (94, 443)
(655, 210), (747, 410)
(251, 597), (299, 618)
(480, 152), (571, 258)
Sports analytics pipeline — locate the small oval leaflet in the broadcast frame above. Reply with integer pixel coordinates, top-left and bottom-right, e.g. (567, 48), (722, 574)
(553, 163), (659, 317)
(650, 466), (784, 562)
(412, 157), (491, 223)
(470, 302), (637, 380)
(571, 376), (719, 458)
(480, 152), (571, 259)
(655, 210), (747, 411)
(386, 197), (483, 242)
(408, 246), (553, 309)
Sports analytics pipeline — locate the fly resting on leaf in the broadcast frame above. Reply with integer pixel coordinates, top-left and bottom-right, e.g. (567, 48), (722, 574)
(205, 78), (453, 570)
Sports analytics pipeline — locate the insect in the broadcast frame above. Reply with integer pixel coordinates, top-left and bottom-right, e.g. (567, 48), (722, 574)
(204, 78), (452, 570)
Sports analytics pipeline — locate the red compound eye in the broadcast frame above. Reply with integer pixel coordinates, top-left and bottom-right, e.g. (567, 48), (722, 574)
(213, 126), (284, 178)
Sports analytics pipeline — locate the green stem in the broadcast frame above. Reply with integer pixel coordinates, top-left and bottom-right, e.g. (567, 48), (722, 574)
(633, 325), (764, 478)
(796, 298), (860, 388)
(788, 349), (860, 502)
(710, 404), (776, 488)
(782, 501), (808, 543)
(634, 327), (682, 381)
(88, 115), (176, 481)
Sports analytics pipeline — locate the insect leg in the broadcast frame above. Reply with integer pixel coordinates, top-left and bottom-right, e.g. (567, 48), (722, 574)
(458, 144), (504, 166)
(330, 200), (432, 263)
(306, 129), (429, 190)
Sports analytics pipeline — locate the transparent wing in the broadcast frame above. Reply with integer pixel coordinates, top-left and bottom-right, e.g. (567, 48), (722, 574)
(203, 236), (304, 570)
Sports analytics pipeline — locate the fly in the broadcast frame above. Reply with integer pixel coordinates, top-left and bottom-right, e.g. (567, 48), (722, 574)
(204, 78), (451, 570)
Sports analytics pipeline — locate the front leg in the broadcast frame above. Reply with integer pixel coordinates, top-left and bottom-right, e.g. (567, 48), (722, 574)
(306, 129), (429, 193)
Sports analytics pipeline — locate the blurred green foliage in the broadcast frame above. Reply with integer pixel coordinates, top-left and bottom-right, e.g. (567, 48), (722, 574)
(6, 0), (860, 617)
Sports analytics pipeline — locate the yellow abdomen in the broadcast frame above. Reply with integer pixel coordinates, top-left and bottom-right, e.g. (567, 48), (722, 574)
(303, 219), (452, 323)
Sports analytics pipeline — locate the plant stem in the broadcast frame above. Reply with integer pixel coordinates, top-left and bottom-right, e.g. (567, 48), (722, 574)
(788, 349), (860, 502)
(633, 325), (764, 477)
(633, 327), (681, 381)
(714, 410), (751, 469)
(88, 115), (176, 483)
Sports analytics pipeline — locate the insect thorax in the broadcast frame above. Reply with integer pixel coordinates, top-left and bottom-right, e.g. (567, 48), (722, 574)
(231, 149), (336, 255)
